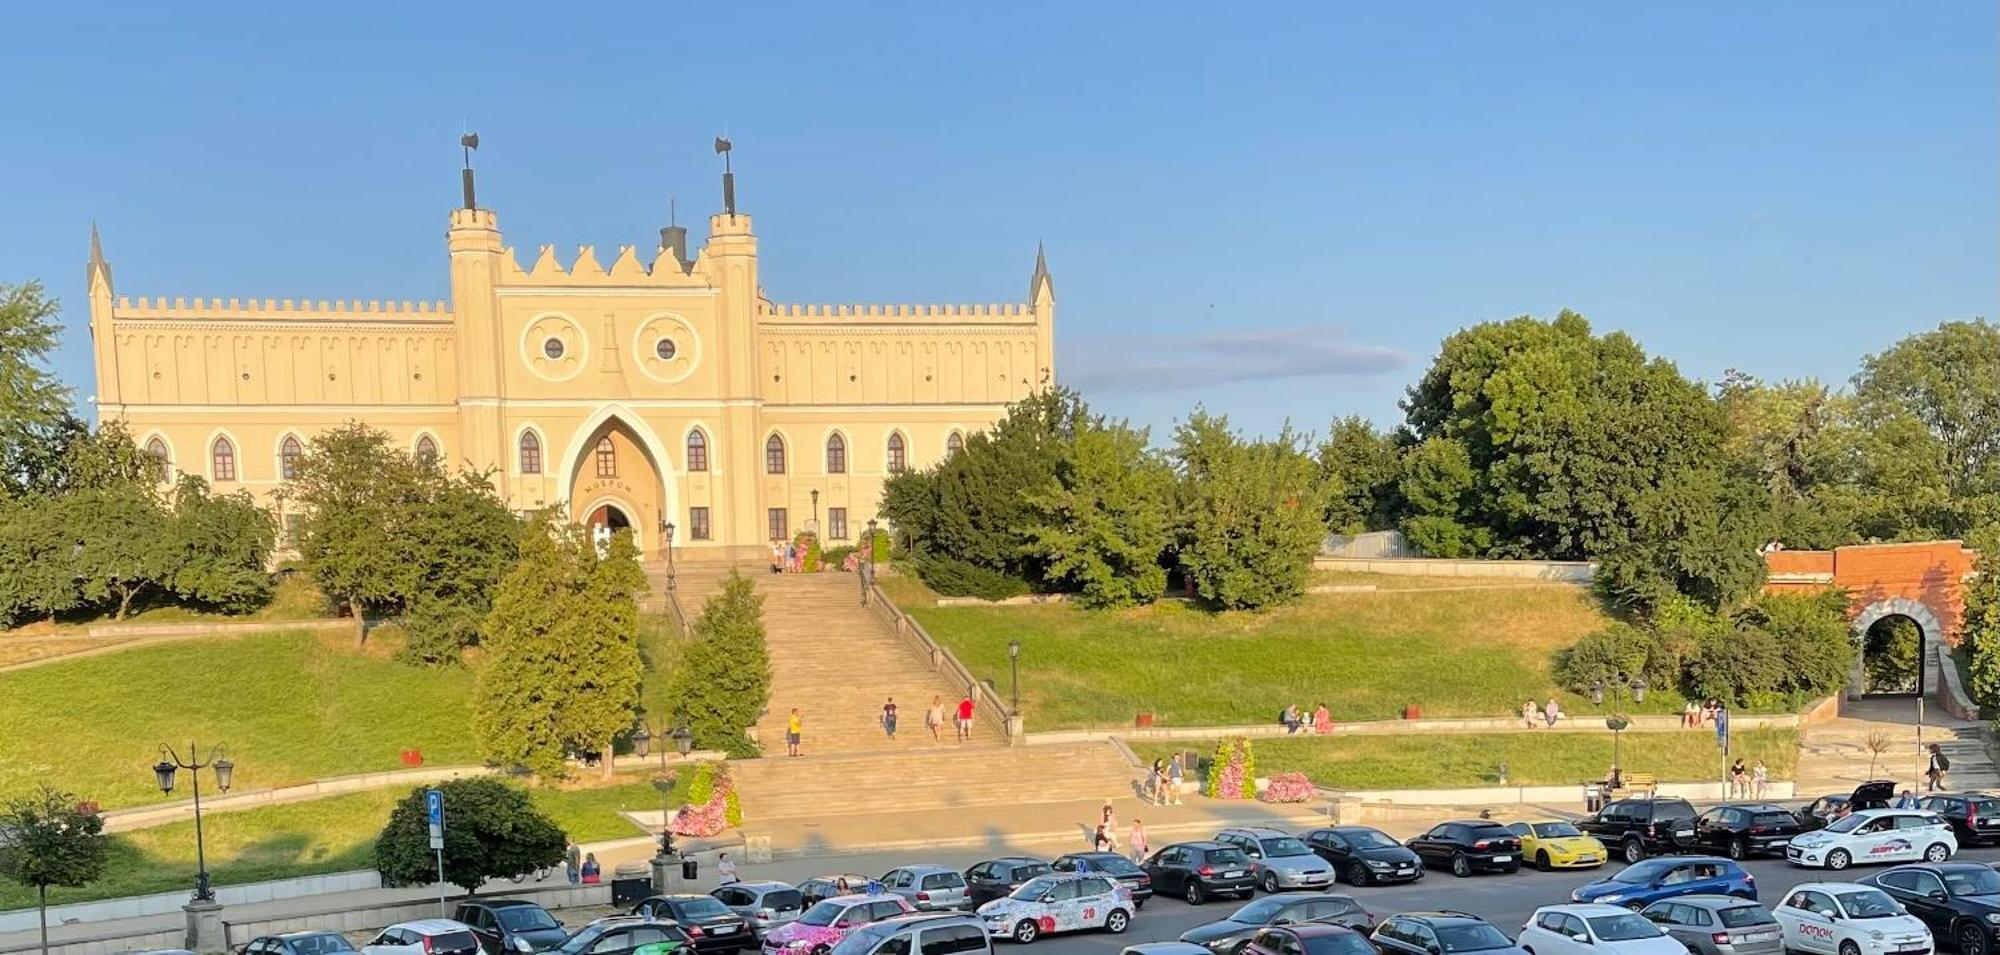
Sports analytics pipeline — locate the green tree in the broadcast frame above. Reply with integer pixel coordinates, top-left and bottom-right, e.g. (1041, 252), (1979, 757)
(1592, 463), (1772, 614)
(0, 497), (80, 625)
(0, 785), (108, 955)
(1396, 437), (1487, 558)
(1850, 320), (2000, 540)
(0, 282), (74, 499)
(165, 477), (277, 612)
(1021, 413), (1173, 607)
(669, 570), (771, 757)
(65, 481), (173, 619)
(1715, 372), (1863, 549)
(1315, 415), (1403, 534)
(374, 779), (564, 895)
(1965, 532), (2000, 706)
(1173, 411), (1328, 610)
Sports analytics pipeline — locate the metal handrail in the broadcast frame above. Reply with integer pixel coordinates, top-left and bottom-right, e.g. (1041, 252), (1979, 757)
(868, 582), (1019, 742)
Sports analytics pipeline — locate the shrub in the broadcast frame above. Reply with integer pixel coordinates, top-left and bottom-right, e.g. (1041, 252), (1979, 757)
(1552, 624), (1682, 696)
(911, 554), (1030, 600)
(375, 779), (564, 893)
(822, 545), (858, 570)
(794, 532), (822, 573)
(1259, 771), (1314, 803)
(1684, 627), (1785, 706)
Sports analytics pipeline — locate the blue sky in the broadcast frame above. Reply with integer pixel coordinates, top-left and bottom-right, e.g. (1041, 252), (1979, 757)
(3, 2), (1993, 439)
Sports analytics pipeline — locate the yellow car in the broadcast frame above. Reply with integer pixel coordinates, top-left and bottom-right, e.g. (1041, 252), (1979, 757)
(1505, 820), (1607, 870)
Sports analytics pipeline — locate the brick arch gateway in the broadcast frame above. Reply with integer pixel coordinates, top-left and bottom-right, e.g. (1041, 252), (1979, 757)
(1764, 540), (1979, 700)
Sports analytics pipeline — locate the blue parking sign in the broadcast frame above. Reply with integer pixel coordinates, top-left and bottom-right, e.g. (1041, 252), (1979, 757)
(426, 790), (444, 850)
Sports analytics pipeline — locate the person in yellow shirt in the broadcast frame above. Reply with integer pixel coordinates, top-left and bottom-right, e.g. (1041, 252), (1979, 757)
(786, 707), (803, 757)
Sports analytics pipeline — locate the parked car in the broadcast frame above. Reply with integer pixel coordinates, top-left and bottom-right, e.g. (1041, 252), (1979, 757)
(1144, 842), (1258, 905)
(1179, 894), (1374, 955)
(1502, 821), (1606, 871)
(456, 900), (570, 954)
(1578, 797), (1701, 863)
(761, 894), (915, 955)
(361, 920), (482, 955)
(1917, 793), (2000, 848)
(1406, 821), (1523, 877)
(974, 872), (1135, 944)
(1050, 852), (1153, 908)
(965, 859), (1054, 908)
(1240, 924), (1376, 955)
(713, 882), (807, 937)
(1693, 805), (1804, 861)
(826, 913), (991, 955)
(1569, 857), (1757, 909)
(1517, 904), (1684, 955)
(800, 876), (876, 909)
(879, 866), (970, 912)
(1797, 781), (1896, 833)
(1371, 913), (1526, 955)
(1861, 863), (2000, 955)
(1773, 883), (1933, 955)
(1303, 827), (1422, 887)
(630, 895), (754, 953)
(1786, 809), (1957, 870)
(549, 918), (693, 955)
(1638, 894), (1784, 955)
(1215, 827), (1337, 893)
(1121, 945), (1213, 955)
(241, 932), (357, 955)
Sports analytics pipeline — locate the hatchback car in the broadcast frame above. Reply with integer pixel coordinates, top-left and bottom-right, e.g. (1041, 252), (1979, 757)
(1917, 793), (2000, 848)
(1179, 895), (1374, 955)
(762, 894), (915, 955)
(1240, 924), (1375, 955)
(826, 913), (991, 955)
(631, 895), (754, 953)
(1773, 883), (1933, 955)
(1569, 857), (1756, 909)
(1215, 828), (1336, 893)
(548, 919), (693, 955)
(974, 873), (1134, 944)
(241, 932), (356, 955)
(1372, 913), (1526, 955)
(1144, 842), (1258, 905)
(361, 921), (482, 955)
(1861, 863), (2000, 955)
(1503, 821), (1606, 871)
(457, 900), (569, 954)
(713, 882), (807, 938)
(1638, 894), (1783, 955)
(1519, 904), (1683, 955)
(966, 859), (1054, 908)
(881, 865), (970, 911)
(1692, 805), (1803, 861)
(1303, 827), (1422, 886)
(1407, 821), (1522, 877)
(1051, 852), (1153, 907)
(1786, 809), (1956, 870)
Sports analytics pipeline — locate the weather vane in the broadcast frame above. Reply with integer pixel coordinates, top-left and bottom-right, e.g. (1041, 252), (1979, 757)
(459, 131), (481, 210)
(715, 135), (736, 219)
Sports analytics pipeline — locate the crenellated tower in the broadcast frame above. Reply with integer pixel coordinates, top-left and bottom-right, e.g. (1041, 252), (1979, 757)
(448, 206), (508, 489)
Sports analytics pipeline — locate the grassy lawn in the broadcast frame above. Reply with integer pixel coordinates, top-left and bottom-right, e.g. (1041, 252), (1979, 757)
(0, 575), (334, 637)
(1130, 728), (1798, 792)
(0, 628), (481, 809)
(0, 778), (662, 909)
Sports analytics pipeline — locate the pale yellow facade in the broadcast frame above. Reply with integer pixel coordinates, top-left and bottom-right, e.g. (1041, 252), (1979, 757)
(87, 198), (1055, 559)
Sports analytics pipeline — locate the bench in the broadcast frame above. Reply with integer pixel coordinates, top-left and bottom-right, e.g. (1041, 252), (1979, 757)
(1609, 773), (1658, 798)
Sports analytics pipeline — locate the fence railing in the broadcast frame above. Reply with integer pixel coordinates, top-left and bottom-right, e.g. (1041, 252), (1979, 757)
(866, 582), (1019, 743)
(666, 587), (694, 638)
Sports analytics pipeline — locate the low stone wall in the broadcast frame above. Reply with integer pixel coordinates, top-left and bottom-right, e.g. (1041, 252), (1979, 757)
(1026, 711), (1802, 743)
(218, 883), (613, 949)
(1313, 556), (1595, 582)
(101, 766), (499, 833)
(1936, 643), (1982, 722)
(83, 618), (351, 638)
(0, 870), (384, 939)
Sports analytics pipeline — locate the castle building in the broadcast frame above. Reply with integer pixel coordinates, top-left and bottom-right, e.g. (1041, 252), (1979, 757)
(86, 160), (1055, 559)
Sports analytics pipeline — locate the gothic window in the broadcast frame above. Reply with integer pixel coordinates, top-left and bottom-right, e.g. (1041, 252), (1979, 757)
(518, 431), (542, 474)
(280, 436), (303, 480)
(415, 435), (439, 464)
(686, 429), (709, 472)
(595, 436), (617, 478)
(146, 437), (171, 481)
(887, 432), (907, 473)
(211, 437), (237, 482)
(946, 431), (965, 458)
(826, 433), (847, 474)
(766, 434), (787, 474)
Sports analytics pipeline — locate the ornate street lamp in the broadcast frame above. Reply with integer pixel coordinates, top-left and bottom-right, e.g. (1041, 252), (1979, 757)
(1007, 639), (1022, 713)
(663, 521), (677, 593)
(1591, 671), (1647, 773)
(154, 742), (233, 901)
(632, 724), (652, 759)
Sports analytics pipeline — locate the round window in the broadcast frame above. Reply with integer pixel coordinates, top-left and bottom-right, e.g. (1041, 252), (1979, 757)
(542, 337), (565, 360)
(655, 338), (677, 361)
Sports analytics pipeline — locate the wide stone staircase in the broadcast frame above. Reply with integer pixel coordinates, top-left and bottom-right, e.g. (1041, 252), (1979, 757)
(1795, 697), (1998, 796)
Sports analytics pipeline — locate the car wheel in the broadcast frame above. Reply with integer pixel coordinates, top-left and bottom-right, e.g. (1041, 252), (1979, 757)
(1536, 852), (1552, 872)
(1957, 921), (1988, 955)
(1623, 837), (1646, 864)
(1826, 848), (1852, 871)
(1261, 872), (1280, 893)
(1450, 853), (1472, 878)
(1927, 843), (1954, 863)
(1728, 838), (1747, 861)
(1105, 910), (1130, 934)
(1187, 881), (1206, 906)
(1013, 920), (1039, 945)
(1347, 861), (1371, 886)
(1839, 941), (1861, 955)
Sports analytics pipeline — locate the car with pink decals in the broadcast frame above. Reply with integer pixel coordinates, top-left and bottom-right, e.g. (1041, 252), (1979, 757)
(761, 895), (914, 955)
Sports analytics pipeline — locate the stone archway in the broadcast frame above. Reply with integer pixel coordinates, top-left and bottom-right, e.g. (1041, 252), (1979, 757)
(562, 408), (674, 557)
(1848, 597), (1946, 700)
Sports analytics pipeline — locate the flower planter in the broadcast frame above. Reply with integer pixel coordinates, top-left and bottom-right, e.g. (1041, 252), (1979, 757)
(1135, 712), (1156, 728)
(1403, 704), (1422, 720)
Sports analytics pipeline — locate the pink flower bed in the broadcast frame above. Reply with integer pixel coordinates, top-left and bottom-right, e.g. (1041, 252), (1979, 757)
(1259, 771), (1315, 804)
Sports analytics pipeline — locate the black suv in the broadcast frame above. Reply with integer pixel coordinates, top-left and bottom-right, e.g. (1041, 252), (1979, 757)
(1406, 821), (1522, 877)
(1304, 827), (1423, 886)
(455, 900), (569, 954)
(1143, 841), (1258, 905)
(963, 856), (1053, 907)
(1578, 796), (1699, 862)
(1692, 803), (1804, 860)
(1051, 851), (1154, 907)
(1862, 863), (2000, 955)
(1372, 913), (1525, 955)
(1919, 793), (2000, 848)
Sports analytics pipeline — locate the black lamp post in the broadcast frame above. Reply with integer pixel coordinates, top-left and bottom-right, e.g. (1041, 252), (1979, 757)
(810, 489), (820, 536)
(663, 521), (677, 593)
(632, 724), (652, 759)
(671, 723), (693, 757)
(1007, 639), (1022, 713)
(1589, 672), (1648, 773)
(153, 742), (234, 901)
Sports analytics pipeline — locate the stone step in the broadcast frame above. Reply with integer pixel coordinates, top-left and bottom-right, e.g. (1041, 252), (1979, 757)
(730, 742), (1134, 819)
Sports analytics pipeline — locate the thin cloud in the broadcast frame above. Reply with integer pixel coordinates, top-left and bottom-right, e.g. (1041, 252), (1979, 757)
(1066, 325), (1411, 393)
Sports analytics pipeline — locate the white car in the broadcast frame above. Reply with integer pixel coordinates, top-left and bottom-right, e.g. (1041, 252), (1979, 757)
(1774, 883), (1933, 955)
(1786, 810), (1956, 870)
(1519, 904), (1687, 955)
(977, 873), (1134, 943)
(360, 920), (482, 955)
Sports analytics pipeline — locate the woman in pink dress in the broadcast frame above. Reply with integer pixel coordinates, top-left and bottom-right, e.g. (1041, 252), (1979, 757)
(1312, 702), (1332, 735)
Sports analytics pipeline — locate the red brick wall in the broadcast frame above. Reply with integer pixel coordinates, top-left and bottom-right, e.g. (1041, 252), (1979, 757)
(1762, 540), (1979, 642)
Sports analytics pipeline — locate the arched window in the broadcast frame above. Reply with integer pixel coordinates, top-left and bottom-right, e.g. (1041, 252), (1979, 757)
(145, 437), (171, 481)
(686, 429), (709, 473)
(826, 433), (847, 474)
(595, 436), (617, 478)
(415, 435), (439, 464)
(765, 434), (787, 474)
(280, 436), (304, 480)
(946, 431), (965, 458)
(210, 436), (237, 482)
(518, 431), (542, 474)
(886, 432), (907, 473)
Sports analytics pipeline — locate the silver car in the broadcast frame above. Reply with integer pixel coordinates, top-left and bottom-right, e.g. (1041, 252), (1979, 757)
(881, 865), (971, 911)
(713, 881), (806, 937)
(1216, 828), (1335, 892)
(1640, 895), (1784, 955)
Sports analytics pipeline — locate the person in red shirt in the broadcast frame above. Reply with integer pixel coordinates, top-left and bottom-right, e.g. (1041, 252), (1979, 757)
(955, 694), (975, 742)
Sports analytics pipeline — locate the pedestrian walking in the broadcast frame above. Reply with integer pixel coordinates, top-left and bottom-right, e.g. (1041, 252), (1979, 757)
(717, 852), (740, 884)
(1167, 752), (1186, 805)
(1093, 824), (1112, 852)
(1543, 697), (1561, 727)
(786, 707), (803, 757)
(925, 695), (944, 741)
(1101, 800), (1117, 835)
(1730, 758), (1747, 798)
(1752, 760), (1769, 799)
(1927, 743), (1949, 792)
(770, 540), (784, 575)
(564, 840), (582, 884)
(1312, 702), (1332, 735)
(1147, 759), (1166, 806)
(1128, 819), (1149, 863)
(956, 693), (975, 741)
(881, 697), (899, 739)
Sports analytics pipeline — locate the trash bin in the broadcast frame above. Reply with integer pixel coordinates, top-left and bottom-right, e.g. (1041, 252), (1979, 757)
(1583, 782), (1604, 813)
(681, 855), (699, 881)
(612, 863), (652, 906)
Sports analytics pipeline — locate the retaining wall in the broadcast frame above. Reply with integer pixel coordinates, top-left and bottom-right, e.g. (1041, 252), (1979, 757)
(1313, 556), (1595, 582)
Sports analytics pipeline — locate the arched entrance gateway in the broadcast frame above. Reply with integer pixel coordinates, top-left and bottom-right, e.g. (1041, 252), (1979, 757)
(1764, 540), (1979, 702)
(560, 408), (675, 557)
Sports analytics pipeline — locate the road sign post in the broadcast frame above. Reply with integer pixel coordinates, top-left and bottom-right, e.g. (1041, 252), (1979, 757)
(426, 790), (446, 917)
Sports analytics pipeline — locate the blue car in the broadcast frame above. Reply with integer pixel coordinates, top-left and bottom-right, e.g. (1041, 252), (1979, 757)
(1569, 857), (1755, 909)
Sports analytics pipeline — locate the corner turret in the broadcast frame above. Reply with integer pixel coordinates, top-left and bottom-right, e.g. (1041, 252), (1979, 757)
(86, 224), (121, 414)
(1030, 242), (1055, 386)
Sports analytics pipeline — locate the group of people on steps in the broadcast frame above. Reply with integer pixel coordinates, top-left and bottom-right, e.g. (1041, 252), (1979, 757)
(778, 692), (982, 756)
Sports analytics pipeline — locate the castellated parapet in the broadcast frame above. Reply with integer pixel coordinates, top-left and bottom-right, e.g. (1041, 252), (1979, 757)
(112, 297), (451, 320)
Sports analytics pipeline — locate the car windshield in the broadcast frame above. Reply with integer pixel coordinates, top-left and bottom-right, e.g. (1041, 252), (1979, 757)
(1587, 915), (1662, 942)
(498, 909), (561, 931)
(1825, 814), (1870, 833)
(1717, 907), (1777, 929)
(1613, 860), (1672, 884)
(1532, 823), (1582, 838)
(1260, 838), (1312, 857)
(1231, 898), (1288, 923)
(827, 924), (896, 955)
(1946, 868), (2000, 896)
(1435, 924), (1514, 953)
(1011, 876), (1061, 900)
(678, 898), (732, 919)
(1836, 891), (1902, 919)
(797, 901), (845, 927)
(1303, 933), (1375, 955)
(1342, 829), (1400, 849)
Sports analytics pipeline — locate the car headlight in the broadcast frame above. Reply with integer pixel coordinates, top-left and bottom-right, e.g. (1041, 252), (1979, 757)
(1366, 860), (1391, 869)
(1868, 932), (1884, 941)
(1985, 914), (2000, 925)
(785, 941), (813, 949)
(1597, 894), (1623, 904)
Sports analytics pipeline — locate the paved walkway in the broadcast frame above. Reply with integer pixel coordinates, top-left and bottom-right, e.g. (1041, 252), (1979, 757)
(1794, 696), (1996, 795)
